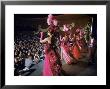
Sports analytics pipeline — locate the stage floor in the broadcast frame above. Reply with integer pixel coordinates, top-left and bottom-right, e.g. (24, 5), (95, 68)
(20, 56), (97, 76)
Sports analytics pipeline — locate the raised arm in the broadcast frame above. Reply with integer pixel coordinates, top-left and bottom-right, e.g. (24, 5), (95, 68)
(40, 38), (48, 43)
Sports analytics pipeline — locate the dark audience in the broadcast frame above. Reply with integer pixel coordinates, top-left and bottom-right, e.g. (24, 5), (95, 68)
(14, 31), (44, 75)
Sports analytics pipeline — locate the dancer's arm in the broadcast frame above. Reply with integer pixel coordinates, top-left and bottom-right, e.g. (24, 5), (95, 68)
(40, 38), (48, 43)
(40, 31), (51, 44)
(40, 31), (47, 43)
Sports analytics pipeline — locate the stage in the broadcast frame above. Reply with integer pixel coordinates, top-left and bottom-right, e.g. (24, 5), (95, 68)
(20, 52), (97, 76)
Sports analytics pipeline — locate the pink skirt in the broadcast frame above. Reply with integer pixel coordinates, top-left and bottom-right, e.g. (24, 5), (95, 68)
(43, 50), (61, 76)
(61, 45), (72, 64)
(43, 54), (53, 76)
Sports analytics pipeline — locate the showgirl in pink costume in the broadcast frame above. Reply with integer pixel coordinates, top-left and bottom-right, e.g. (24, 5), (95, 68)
(40, 14), (61, 76)
(40, 31), (61, 76)
(60, 33), (73, 64)
(60, 24), (74, 64)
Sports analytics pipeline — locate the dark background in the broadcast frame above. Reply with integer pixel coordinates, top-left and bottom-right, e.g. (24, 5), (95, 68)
(14, 14), (97, 39)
